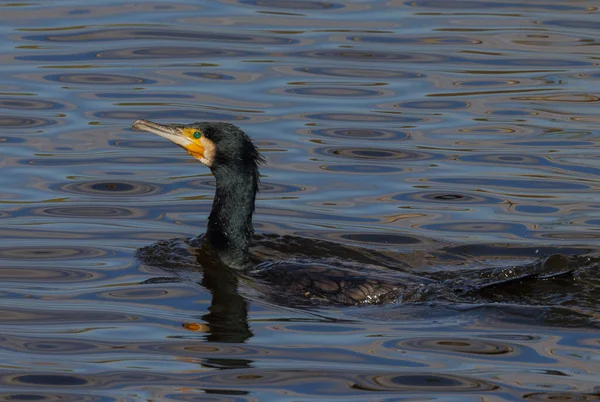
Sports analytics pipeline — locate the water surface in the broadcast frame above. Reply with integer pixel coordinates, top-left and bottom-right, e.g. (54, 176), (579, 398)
(1, 0), (600, 400)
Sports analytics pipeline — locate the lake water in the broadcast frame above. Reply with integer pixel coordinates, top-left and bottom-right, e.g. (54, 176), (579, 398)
(1, 0), (600, 400)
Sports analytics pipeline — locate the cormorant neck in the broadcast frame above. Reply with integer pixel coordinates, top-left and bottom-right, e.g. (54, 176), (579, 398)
(205, 163), (259, 269)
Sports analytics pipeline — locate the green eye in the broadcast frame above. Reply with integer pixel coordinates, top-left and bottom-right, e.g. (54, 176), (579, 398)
(193, 131), (202, 139)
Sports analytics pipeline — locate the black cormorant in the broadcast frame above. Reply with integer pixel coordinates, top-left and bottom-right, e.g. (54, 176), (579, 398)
(132, 119), (403, 305)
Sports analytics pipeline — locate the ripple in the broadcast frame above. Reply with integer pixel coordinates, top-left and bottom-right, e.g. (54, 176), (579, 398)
(53, 180), (162, 197)
(507, 140), (593, 147)
(398, 100), (470, 110)
(96, 109), (242, 122)
(258, 181), (306, 194)
(460, 154), (545, 165)
(31, 27), (295, 46)
(514, 205), (560, 214)
(0, 247), (107, 261)
(523, 392), (600, 401)
(0, 98), (66, 110)
(393, 191), (503, 205)
(315, 147), (434, 161)
(430, 124), (537, 139)
(140, 342), (264, 358)
(487, 109), (533, 116)
(100, 46), (259, 60)
(240, 0), (344, 10)
(286, 87), (382, 97)
(109, 139), (170, 149)
(397, 337), (515, 356)
(43, 73), (155, 85)
(432, 177), (590, 191)
(355, 372), (499, 392)
(306, 127), (410, 141)
(100, 288), (178, 300)
(21, 339), (99, 354)
(422, 221), (528, 235)
(304, 112), (423, 123)
(351, 35), (479, 45)
(0, 267), (96, 282)
(0, 393), (95, 402)
(0, 136), (26, 144)
(23, 155), (178, 166)
(188, 179), (305, 195)
(17, 47), (259, 62)
(340, 233), (422, 245)
(406, 0), (586, 11)
(544, 19), (600, 30)
(39, 206), (136, 218)
(463, 56), (590, 68)
(10, 374), (90, 387)
(97, 92), (192, 100)
(320, 164), (405, 174)
(184, 72), (238, 81)
(485, 334), (541, 342)
(298, 49), (447, 63)
(292, 66), (421, 79)
(0, 115), (57, 129)
(453, 79), (520, 87)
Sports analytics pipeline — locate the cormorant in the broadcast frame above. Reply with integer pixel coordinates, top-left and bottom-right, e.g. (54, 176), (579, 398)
(132, 119), (404, 304)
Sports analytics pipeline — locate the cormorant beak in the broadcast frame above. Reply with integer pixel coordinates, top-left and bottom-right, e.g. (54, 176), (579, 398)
(132, 119), (206, 160)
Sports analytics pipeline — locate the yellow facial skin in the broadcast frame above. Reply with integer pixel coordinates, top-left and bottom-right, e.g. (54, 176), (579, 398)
(180, 128), (205, 160)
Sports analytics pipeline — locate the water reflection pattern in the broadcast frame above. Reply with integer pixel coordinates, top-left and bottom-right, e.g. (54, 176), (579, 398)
(1, 0), (600, 399)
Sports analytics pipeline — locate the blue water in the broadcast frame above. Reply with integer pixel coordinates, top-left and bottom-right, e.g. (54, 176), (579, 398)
(1, 0), (599, 400)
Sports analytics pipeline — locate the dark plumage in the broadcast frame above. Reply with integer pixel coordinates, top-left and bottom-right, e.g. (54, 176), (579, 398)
(132, 119), (264, 269)
(132, 120), (418, 304)
(197, 122), (264, 267)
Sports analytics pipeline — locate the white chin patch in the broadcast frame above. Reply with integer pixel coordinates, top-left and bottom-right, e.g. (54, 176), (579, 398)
(200, 137), (216, 167)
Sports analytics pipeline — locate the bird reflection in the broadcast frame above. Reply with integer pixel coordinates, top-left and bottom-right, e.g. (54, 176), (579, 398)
(191, 246), (253, 345)
(200, 260), (252, 344)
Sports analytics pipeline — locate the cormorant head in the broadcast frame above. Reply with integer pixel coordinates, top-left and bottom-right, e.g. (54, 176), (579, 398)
(132, 119), (264, 171)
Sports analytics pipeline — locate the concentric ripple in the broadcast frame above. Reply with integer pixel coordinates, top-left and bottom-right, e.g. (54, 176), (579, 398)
(39, 206), (136, 218)
(0, 267), (97, 282)
(99, 287), (195, 301)
(43, 73), (155, 85)
(393, 191), (503, 205)
(320, 164), (405, 174)
(240, 0), (345, 10)
(397, 100), (470, 110)
(306, 128), (410, 141)
(460, 154), (545, 166)
(258, 181), (306, 194)
(30, 27), (295, 46)
(53, 180), (162, 197)
(422, 221), (528, 236)
(315, 147), (435, 161)
(0, 115), (57, 129)
(432, 177), (590, 191)
(354, 372), (499, 392)
(0, 246), (107, 261)
(305, 112), (423, 123)
(99, 46), (258, 60)
(396, 337), (515, 356)
(292, 66), (421, 79)
(0, 98), (66, 110)
(285, 87), (383, 97)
